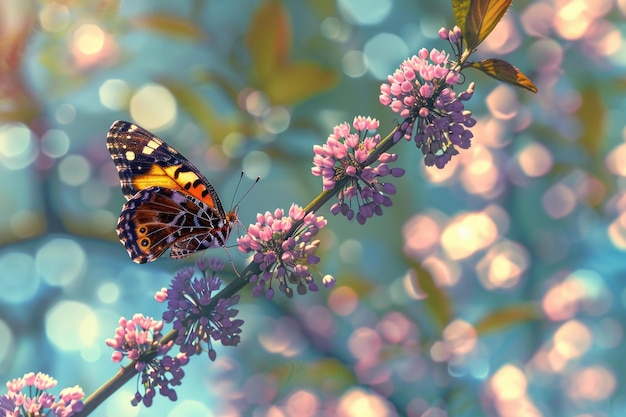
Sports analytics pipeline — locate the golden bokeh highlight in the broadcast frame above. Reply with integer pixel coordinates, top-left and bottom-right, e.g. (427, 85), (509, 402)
(71, 22), (116, 69)
(335, 389), (395, 417)
(476, 240), (529, 289)
(441, 212), (498, 260)
(73, 24), (105, 55)
(487, 365), (542, 417)
(129, 83), (177, 130)
(530, 319), (593, 374)
(460, 145), (500, 197)
(552, 320), (591, 363)
(490, 364), (527, 401)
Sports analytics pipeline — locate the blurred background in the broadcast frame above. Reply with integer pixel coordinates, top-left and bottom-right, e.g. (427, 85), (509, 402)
(0, 0), (625, 416)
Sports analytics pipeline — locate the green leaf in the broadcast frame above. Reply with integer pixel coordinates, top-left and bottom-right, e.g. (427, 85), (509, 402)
(271, 358), (356, 391)
(460, 0), (512, 51)
(245, 1), (337, 105)
(474, 304), (541, 335)
(246, 0), (291, 83)
(159, 79), (241, 144)
(263, 62), (338, 105)
(471, 58), (538, 93)
(577, 87), (606, 158)
(452, 0), (471, 42)
(407, 260), (453, 333)
(132, 13), (206, 40)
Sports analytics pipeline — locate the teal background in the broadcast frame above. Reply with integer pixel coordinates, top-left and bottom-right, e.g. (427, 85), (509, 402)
(1, 0), (625, 416)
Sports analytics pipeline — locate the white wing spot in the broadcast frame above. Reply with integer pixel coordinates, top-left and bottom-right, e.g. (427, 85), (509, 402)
(142, 139), (162, 155)
(125, 150), (136, 161)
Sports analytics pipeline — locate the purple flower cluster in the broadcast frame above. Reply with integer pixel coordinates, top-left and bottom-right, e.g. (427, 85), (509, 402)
(0, 372), (84, 417)
(311, 116), (405, 224)
(379, 28), (476, 168)
(237, 204), (335, 299)
(106, 313), (187, 407)
(155, 259), (243, 361)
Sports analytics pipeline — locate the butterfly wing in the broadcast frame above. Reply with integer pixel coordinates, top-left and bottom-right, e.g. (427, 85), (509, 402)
(106, 120), (227, 218)
(117, 186), (233, 264)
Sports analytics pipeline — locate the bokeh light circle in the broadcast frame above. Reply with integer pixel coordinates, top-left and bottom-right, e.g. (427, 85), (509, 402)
(38, 3), (70, 33)
(242, 151), (271, 178)
(46, 301), (98, 350)
(130, 83), (177, 130)
(99, 79), (131, 111)
(167, 401), (212, 417)
(338, 0), (392, 25)
(342, 50), (368, 78)
(73, 24), (105, 55)
(0, 252), (39, 304)
(0, 319), (13, 370)
(364, 33), (409, 79)
(0, 124), (36, 170)
(58, 154), (91, 186)
(35, 238), (86, 287)
(97, 282), (120, 304)
(41, 129), (70, 159)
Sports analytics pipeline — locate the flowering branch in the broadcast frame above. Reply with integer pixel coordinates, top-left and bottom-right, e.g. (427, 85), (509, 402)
(3, 0), (540, 415)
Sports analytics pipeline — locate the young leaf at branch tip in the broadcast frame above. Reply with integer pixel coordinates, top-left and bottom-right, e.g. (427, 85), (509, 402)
(453, 0), (513, 51)
(470, 58), (538, 93)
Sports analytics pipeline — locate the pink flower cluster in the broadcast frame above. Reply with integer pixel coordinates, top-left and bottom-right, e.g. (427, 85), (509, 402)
(238, 204), (335, 299)
(379, 35), (476, 168)
(312, 116), (405, 224)
(0, 372), (84, 417)
(106, 314), (169, 364)
(106, 314), (188, 407)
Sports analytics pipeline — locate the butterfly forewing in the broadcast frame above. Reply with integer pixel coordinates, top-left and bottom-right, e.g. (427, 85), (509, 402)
(107, 120), (237, 263)
(107, 120), (226, 217)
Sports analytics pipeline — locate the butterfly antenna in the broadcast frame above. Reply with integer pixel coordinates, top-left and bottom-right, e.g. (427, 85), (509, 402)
(230, 171), (245, 209)
(231, 171), (260, 209)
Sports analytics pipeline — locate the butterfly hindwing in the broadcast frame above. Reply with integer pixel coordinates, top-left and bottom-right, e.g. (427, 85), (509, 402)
(117, 186), (230, 264)
(107, 120), (238, 263)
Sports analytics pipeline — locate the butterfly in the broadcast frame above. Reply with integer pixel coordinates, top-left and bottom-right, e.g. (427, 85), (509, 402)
(107, 120), (238, 264)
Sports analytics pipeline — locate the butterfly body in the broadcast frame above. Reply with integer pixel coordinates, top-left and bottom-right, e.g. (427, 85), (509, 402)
(107, 120), (237, 263)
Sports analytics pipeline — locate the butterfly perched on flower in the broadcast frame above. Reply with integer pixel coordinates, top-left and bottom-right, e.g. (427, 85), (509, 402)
(107, 120), (238, 264)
